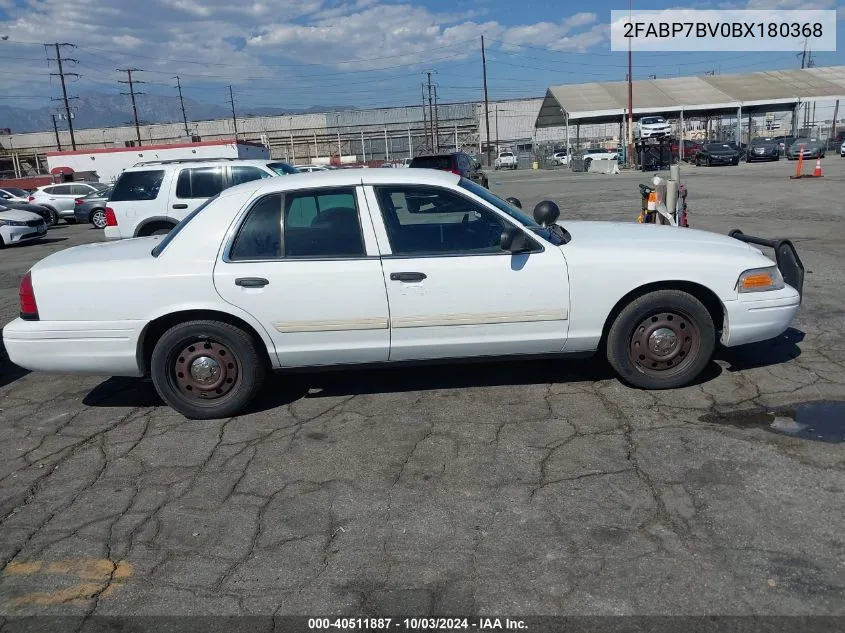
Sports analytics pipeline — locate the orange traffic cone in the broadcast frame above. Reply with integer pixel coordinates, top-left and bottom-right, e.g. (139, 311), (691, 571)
(813, 158), (823, 177)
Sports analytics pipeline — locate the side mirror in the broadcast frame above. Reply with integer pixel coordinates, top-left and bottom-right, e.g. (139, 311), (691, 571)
(505, 197), (522, 209)
(533, 200), (560, 227)
(500, 226), (532, 253)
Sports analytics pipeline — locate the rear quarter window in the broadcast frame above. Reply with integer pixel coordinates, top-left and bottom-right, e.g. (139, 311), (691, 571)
(111, 170), (165, 202)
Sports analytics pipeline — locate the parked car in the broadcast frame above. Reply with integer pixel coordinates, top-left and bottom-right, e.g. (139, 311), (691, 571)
(73, 186), (113, 229)
(747, 138), (780, 162)
(0, 187), (32, 203)
(551, 150), (570, 166)
(636, 116), (671, 139)
(494, 151), (517, 170)
(408, 152), (488, 188)
(104, 159), (297, 240)
(3, 169), (801, 419)
(787, 138), (825, 160)
(774, 136), (798, 153)
(840, 140), (845, 157)
(580, 147), (618, 171)
(0, 201), (56, 226)
(28, 182), (109, 225)
(0, 207), (47, 248)
(695, 143), (740, 166)
(669, 139), (702, 162)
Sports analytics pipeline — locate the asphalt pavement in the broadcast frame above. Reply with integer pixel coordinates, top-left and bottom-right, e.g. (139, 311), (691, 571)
(0, 159), (844, 619)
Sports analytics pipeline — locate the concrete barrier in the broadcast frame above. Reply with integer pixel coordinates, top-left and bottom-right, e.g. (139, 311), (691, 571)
(587, 158), (619, 175)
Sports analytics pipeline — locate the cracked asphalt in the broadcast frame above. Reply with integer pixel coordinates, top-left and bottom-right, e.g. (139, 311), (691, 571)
(0, 160), (844, 618)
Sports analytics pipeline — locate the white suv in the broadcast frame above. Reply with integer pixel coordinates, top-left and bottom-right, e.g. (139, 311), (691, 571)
(635, 116), (672, 139)
(104, 159), (298, 240)
(29, 182), (109, 225)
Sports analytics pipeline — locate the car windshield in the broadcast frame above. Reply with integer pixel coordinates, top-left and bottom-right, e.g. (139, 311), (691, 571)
(151, 194), (220, 257)
(704, 143), (732, 151)
(266, 162), (298, 175)
(500, 152), (513, 157)
(641, 117), (665, 124)
(2, 187), (28, 197)
(459, 178), (538, 228)
(84, 186), (111, 198)
(410, 156), (452, 170)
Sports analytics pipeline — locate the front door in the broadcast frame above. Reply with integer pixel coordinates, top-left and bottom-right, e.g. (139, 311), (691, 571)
(214, 185), (390, 367)
(364, 184), (570, 361)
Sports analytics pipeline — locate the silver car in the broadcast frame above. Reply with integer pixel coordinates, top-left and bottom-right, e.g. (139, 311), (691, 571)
(29, 182), (109, 224)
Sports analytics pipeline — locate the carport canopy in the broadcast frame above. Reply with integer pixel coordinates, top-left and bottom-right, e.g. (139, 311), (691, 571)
(535, 66), (845, 127)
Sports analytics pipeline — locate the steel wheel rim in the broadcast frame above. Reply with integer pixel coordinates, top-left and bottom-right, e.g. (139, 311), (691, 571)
(92, 211), (106, 228)
(629, 309), (700, 378)
(171, 338), (241, 402)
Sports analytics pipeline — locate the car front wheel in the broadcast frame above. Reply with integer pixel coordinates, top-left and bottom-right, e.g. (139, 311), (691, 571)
(150, 320), (267, 419)
(606, 289), (715, 390)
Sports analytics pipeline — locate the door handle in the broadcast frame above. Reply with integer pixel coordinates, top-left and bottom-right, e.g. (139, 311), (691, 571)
(172, 203), (188, 209)
(235, 277), (269, 288)
(390, 272), (427, 282)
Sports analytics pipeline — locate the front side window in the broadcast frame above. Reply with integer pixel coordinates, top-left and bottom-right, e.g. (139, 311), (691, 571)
(230, 166), (273, 187)
(111, 170), (165, 202)
(229, 187), (364, 260)
(176, 167), (224, 199)
(374, 185), (509, 256)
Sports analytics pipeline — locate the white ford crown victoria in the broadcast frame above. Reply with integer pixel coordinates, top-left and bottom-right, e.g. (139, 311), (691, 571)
(3, 170), (802, 419)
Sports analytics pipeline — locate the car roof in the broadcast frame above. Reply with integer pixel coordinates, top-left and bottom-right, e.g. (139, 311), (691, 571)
(218, 166), (461, 198)
(121, 159), (283, 172)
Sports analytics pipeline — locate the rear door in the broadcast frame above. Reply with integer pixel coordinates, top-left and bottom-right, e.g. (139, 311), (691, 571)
(213, 184), (390, 367)
(169, 166), (225, 222)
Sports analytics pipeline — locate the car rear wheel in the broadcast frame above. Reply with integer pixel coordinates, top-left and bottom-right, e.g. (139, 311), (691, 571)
(90, 209), (107, 229)
(583, 158), (592, 171)
(606, 289), (715, 390)
(42, 207), (58, 226)
(150, 320), (267, 419)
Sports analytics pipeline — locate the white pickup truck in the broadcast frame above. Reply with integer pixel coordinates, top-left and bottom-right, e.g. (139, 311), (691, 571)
(494, 151), (517, 170)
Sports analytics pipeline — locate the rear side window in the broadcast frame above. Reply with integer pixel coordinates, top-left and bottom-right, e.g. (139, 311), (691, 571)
(176, 167), (224, 199)
(229, 188), (364, 260)
(409, 156), (452, 170)
(70, 184), (93, 196)
(50, 185), (73, 195)
(111, 170), (165, 202)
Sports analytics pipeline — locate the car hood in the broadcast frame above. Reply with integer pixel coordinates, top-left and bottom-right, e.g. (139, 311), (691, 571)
(559, 220), (766, 257)
(0, 209), (43, 222)
(33, 236), (159, 270)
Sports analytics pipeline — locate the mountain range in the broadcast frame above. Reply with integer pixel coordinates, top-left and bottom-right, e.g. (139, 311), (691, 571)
(0, 91), (357, 135)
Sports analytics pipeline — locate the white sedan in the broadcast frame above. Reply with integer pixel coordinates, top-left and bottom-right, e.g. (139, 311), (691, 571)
(3, 170), (802, 419)
(0, 208), (47, 248)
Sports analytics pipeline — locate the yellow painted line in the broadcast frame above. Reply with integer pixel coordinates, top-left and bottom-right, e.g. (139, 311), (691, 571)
(3, 558), (133, 607)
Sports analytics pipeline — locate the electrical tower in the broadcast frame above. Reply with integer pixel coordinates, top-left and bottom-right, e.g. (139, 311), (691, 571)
(45, 43), (78, 150)
(118, 68), (145, 146)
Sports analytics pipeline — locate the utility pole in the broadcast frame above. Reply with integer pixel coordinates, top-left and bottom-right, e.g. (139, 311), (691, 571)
(118, 68), (144, 146)
(626, 0), (634, 168)
(174, 76), (190, 139)
(433, 84), (440, 152)
(495, 105), (499, 154)
(46, 43), (78, 150)
(228, 85), (239, 141)
(425, 71), (435, 151)
(481, 35), (492, 167)
(421, 83), (428, 153)
(51, 114), (62, 151)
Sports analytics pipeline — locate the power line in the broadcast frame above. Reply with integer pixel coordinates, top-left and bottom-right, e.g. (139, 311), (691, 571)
(45, 42), (78, 150)
(118, 68), (145, 146)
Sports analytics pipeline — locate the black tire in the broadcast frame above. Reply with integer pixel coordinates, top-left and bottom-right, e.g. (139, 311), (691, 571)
(606, 289), (715, 390)
(0, 234), (5, 248)
(584, 158), (592, 171)
(89, 208), (107, 229)
(150, 320), (267, 419)
(706, 157), (711, 167)
(43, 207), (59, 226)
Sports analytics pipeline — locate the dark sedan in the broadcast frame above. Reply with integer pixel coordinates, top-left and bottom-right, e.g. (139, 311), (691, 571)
(747, 138), (780, 162)
(695, 143), (740, 166)
(0, 201), (55, 225)
(73, 186), (112, 229)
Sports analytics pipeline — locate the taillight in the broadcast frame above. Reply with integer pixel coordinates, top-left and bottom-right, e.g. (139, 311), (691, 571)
(28, 195), (35, 202)
(19, 271), (39, 321)
(74, 198), (83, 205)
(450, 168), (461, 175)
(105, 207), (117, 226)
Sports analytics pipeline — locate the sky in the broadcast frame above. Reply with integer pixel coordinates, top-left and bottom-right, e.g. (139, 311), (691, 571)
(0, 0), (843, 114)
